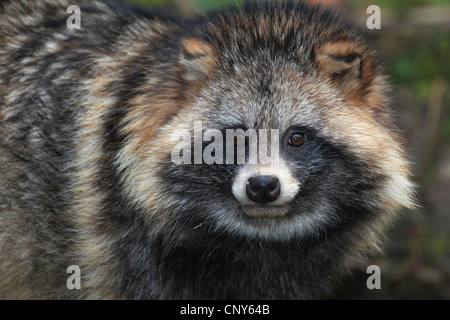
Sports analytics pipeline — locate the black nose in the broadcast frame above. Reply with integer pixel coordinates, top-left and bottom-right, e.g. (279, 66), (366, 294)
(246, 176), (281, 204)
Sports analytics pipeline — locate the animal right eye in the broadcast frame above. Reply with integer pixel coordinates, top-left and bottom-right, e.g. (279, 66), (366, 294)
(288, 132), (306, 147)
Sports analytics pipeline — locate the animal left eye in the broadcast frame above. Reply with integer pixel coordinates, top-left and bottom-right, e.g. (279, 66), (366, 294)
(288, 132), (306, 147)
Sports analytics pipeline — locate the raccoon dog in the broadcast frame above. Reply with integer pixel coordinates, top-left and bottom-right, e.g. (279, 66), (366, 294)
(0, 0), (415, 299)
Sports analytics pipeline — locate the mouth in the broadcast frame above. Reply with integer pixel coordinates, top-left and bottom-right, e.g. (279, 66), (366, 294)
(242, 205), (290, 218)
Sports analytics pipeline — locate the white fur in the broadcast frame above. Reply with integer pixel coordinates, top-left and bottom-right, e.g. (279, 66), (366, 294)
(231, 162), (300, 217)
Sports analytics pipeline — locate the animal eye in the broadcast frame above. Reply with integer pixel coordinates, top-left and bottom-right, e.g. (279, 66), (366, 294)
(288, 132), (305, 147)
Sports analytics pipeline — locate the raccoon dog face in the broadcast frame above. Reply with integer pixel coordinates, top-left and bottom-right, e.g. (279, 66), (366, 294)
(124, 3), (414, 243)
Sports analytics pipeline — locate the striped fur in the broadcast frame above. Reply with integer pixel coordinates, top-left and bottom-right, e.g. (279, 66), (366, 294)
(0, 0), (414, 299)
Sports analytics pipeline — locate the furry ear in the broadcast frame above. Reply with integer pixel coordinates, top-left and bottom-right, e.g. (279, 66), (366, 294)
(179, 38), (218, 82)
(314, 40), (376, 94)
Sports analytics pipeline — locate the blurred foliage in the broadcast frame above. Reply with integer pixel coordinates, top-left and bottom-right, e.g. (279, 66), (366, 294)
(443, 116), (450, 141)
(390, 32), (449, 101)
(349, 0), (450, 13)
(121, 0), (450, 299)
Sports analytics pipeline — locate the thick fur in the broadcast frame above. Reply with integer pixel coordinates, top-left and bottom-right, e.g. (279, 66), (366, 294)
(0, 0), (414, 299)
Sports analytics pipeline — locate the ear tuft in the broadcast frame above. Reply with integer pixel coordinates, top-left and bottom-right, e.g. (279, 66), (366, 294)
(314, 40), (378, 99)
(179, 38), (218, 82)
(315, 40), (363, 80)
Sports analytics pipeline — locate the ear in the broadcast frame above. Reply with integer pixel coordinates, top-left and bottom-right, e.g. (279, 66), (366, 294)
(179, 37), (218, 82)
(314, 40), (376, 95)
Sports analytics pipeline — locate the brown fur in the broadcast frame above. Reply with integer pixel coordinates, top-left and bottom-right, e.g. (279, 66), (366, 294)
(0, 0), (414, 299)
